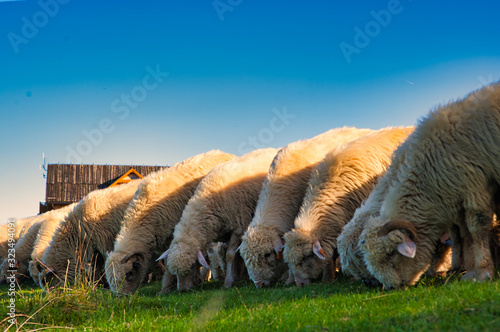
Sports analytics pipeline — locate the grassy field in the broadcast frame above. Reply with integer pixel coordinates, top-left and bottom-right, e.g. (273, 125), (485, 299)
(1, 272), (499, 331)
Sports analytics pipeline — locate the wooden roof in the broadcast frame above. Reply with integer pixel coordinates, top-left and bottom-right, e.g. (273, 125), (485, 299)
(44, 164), (166, 204)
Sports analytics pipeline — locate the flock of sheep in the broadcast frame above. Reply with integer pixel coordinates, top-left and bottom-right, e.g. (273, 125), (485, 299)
(2, 82), (500, 295)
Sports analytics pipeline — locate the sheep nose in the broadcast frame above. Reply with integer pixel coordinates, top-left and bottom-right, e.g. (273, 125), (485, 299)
(254, 280), (270, 288)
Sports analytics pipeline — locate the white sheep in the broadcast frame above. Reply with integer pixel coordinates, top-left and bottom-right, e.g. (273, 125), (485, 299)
(1, 220), (44, 283)
(359, 82), (500, 288)
(38, 179), (141, 289)
(28, 204), (77, 285)
(0, 216), (41, 284)
(105, 150), (236, 295)
(161, 148), (278, 291)
(283, 127), (414, 287)
(239, 127), (374, 288)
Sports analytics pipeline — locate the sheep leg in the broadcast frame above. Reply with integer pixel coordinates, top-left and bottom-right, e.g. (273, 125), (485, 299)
(449, 224), (463, 272)
(224, 232), (241, 288)
(321, 254), (337, 284)
(462, 206), (494, 281)
(284, 269), (295, 285)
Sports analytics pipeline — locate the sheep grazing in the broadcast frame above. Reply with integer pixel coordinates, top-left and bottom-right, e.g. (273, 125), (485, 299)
(161, 148), (278, 291)
(1, 220), (44, 283)
(105, 150), (235, 295)
(239, 127), (373, 288)
(283, 127), (414, 287)
(359, 82), (500, 289)
(28, 204), (77, 285)
(39, 179), (141, 289)
(0, 216), (41, 284)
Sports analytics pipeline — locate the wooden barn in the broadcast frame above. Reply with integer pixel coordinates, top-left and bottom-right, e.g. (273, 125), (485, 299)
(40, 164), (167, 213)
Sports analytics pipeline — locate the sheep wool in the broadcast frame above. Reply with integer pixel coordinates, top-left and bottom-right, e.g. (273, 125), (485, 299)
(239, 127), (374, 288)
(106, 150), (236, 295)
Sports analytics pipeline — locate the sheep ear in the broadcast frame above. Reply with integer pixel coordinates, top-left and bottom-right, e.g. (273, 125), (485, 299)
(197, 250), (210, 269)
(397, 236), (416, 258)
(235, 244), (242, 253)
(312, 241), (326, 260)
(106, 250), (112, 258)
(156, 249), (170, 262)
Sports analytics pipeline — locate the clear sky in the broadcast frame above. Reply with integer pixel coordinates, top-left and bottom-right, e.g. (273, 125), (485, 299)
(1, 0), (499, 224)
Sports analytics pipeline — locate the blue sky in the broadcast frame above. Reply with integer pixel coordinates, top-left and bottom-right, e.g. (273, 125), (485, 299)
(1, 0), (499, 223)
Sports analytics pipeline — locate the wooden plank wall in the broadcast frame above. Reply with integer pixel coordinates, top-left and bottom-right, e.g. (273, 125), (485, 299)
(45, 164), (167, 203)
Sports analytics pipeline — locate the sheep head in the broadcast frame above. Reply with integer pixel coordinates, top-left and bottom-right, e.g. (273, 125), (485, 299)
(360, 216), (430, 289)
(105, 250), (147, 295)
(283, 229), (330, 287)
(38, 266), (63, 290)
(28, 260), (42, 284)
(239, 227), (287, 288)
(158, 246), (210, 292)
(164, 241), (207, 277)
(206, 242), (227, 282)
(175, 262), (207, 292)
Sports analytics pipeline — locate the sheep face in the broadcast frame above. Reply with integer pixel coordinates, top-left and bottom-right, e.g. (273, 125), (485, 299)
(38, 265), (68, 290)
(337, 217), (382, 287)
(28, 260), (42, 284)
(207, 242), (227, 282)
(239, 228), (287, 288)
(176, 264), (205, 291)
(166, 242), (200, 277)
(359, 216), (430, 289)
(283, 230), (328, 287)
(105, 251), (147, 295)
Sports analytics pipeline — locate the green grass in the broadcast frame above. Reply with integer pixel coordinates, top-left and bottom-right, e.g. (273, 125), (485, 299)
(1, 272), (500, 331)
